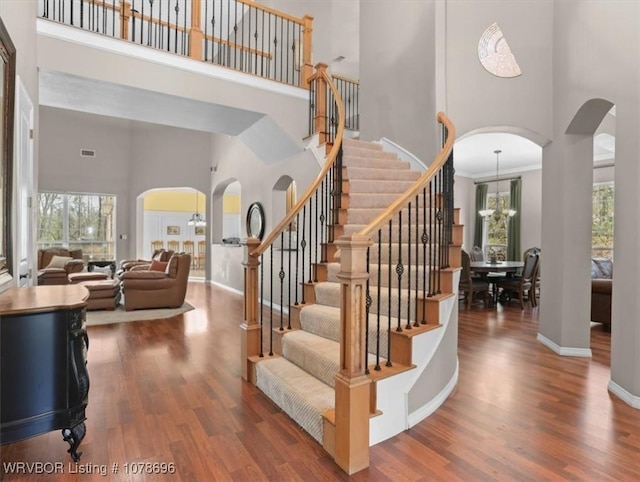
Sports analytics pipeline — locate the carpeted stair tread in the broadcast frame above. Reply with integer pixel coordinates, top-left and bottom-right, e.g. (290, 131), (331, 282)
(345, 207), (435, 225)
(297, 304), (391, 359)
(342, 137), (383, 151)
(347, 179), (416, 195)
(345, 166), (421, 182)
(343, 146), (399, 161)
(342, 224), (449, 244)
(282, 331), (340, 388)
(313, 281), (420, 320)
(342, 156), (410, 171)
(255, 357), (334, 444)
(327, 262), (433, 290)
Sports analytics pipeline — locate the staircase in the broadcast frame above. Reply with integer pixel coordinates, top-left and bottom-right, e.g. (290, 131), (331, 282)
(248, 136), (461, 471)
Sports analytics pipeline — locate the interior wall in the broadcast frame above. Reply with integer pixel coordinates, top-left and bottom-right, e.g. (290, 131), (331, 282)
(445, 0), (553, 141)
(38, 107), (132, 261)
(453, 175), (474, 251)
(359, 1), (438, 164)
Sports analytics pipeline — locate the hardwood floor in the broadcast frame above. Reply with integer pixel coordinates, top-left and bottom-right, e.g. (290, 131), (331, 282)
(1, 283), (638, 481)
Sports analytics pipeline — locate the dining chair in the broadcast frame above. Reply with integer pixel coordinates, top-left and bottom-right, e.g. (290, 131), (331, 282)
(196, 240), (206, 270)
(459, 250), (491, 310)
(470, 246), (484, 262)
(151, 240), (164, 252)
(182, 240), (195, 268)
(496, 248), (540, 309)
(167, 240), (180, 252)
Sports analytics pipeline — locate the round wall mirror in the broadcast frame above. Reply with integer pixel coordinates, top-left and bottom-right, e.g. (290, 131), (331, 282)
(246, 202), (265, 240)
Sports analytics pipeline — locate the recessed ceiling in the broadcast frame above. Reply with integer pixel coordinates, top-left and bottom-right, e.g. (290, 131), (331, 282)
(454, 133), (541, 178)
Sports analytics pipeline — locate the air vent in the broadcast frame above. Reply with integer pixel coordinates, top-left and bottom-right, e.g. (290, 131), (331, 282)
(80, 149), (96, 158)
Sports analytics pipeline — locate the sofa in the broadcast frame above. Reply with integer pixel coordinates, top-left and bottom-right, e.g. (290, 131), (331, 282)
(37, 248), (85, 285)
(120, 253), (191, 311)
(591, 258), (612, 329)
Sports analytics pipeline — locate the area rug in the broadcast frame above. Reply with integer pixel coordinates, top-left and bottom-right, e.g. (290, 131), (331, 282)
(86, 302), (194, 326)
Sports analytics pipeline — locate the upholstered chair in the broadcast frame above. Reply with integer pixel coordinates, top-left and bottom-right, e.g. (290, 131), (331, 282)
(120, 253), (191, 311)
(459, 250), (491, 310)
(117, 249), (174, 277)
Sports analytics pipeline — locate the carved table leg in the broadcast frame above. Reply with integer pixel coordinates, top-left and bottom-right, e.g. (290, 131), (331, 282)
(62, 423), (86, 462)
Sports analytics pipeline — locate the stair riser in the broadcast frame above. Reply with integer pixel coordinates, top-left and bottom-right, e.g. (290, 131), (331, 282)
(345, 206), (434, 225)
(342, 146), (398, 161)
(345, 166), (420, 182)
(342, 137), (383, 151)
(344, 224), (453, 244)
(342, 156), (410, 171)
(341, 194), (428, 209)
(347, 179), (415, 195)
(314, 282), (425, 322)
(328, 263), (435, 290)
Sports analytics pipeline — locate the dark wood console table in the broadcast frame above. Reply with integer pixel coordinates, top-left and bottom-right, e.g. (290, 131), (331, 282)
(0, 285), (90, 461)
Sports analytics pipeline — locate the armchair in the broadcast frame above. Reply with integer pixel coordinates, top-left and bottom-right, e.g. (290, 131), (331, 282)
(37, 248), (84, 285)
(120, 253), (191, 311)
(117, 249), (174, 277)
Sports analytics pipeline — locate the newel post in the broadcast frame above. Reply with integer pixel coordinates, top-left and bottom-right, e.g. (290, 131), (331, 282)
(120, 1), (131, 41)
(241, 237), (261, 383)
(314, 62), (329, 145)
(334, 234), (372, 474)
(189, 0), (204, 60)
(300, 15), (314, 88)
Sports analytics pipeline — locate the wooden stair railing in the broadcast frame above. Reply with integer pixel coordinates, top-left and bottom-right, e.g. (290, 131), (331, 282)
(39, 0), (314, 88)
(241, 63), (345, 382)
(334, 112), (456, 473)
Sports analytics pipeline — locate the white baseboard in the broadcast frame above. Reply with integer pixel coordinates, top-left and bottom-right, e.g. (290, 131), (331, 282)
(407, 359), (459, 428)
(536, 333), (593, 357)
(210, 280), (243, 296)
(608, 380), (640, 409)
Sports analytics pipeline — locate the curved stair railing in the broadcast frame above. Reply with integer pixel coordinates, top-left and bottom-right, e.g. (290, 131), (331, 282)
(241, 64), (345, 380)
(333, 112), (456, 473)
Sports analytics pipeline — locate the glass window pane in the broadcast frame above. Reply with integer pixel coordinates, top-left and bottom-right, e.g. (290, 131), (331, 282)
(37, 192), (64, 247)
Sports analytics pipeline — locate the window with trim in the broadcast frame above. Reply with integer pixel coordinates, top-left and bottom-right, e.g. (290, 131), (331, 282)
(592, 183), (614, 259)
(38, 192), (116, 261)
(484, 192), (511, 261)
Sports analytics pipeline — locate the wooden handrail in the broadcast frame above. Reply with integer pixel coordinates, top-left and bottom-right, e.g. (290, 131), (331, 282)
(332, 73), (360, 85)
(251, 68), (345, 256)
(233, 0), (306, 26)
(358, 112), (455, 238)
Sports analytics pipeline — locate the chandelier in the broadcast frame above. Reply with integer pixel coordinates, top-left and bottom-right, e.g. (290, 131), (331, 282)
(187, 191), (206, 227)
(479, 149), (516, 222)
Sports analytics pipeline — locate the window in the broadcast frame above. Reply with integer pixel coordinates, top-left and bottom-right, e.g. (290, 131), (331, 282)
(38, 192), (116, 261)
(592, 183), (614, 259)
(484, 192), (510, 261)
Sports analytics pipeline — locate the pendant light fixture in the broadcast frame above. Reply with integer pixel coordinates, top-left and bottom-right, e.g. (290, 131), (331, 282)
(479, 149), (516, 221)
(188, 191), (206, 227)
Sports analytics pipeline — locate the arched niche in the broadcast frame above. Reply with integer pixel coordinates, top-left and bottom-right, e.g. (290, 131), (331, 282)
(212, 179), (241, 244)
(272, 175), (296, 228)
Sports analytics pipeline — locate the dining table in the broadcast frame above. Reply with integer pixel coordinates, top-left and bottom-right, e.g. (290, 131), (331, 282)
(470, 260), (524, 306)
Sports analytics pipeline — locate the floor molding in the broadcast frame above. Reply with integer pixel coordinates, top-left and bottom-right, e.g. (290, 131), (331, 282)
(608, 380), (640, 409)
(536, 333), (593, 357)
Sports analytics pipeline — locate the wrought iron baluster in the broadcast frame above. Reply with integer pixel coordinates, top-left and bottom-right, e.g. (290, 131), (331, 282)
(279, 232), (285, 331)
(314, 192), (318, 281)
(269, 247), (274, 356)
(295, 212), (300, 306)
(422, 189), (428, 321)
(300, 205), (307, 304)
(307, 193), (313, 283)
(414, 194), (420, 327)
(396, 211), (403, 332)
(406, 203), (412, 330)
(365, 247), (371, 375)
(386, 220), (393, 367)
(259, 253), (264, 356)
(287, 226), (292, 329)
(375, 230), (382, 371)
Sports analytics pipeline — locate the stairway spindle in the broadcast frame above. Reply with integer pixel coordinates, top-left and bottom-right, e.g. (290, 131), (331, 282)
(279, 232), (285, 331)
(406, 203), (412, 330)
(387, 220), (393, 367)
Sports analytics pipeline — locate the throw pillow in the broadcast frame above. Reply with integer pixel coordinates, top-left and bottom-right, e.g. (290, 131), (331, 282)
(149, 260), (168, 272)
(46, 255), (73, 269)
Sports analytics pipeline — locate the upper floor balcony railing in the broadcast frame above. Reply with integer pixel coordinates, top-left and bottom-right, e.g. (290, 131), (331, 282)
(39, 0), (314, 88)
